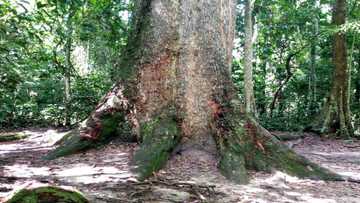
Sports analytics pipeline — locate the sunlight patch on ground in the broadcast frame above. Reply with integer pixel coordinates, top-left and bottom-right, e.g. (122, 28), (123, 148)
(216, 171), (339, 203)
(338, 171), (360, 179)
(102, 153), (128, 163)
(0, 129), (68, 155)
(53, 164), (133, 184)
(23, 129), (69, 146)
(4, 164), (51, 177)
(2, 163), (134, 184)
(0, 143), (52, 155)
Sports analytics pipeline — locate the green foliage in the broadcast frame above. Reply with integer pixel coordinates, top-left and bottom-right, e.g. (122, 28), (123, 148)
(0, 0), (130, 128)
(1, 0), (359, 135)
(234, 0), (360, 132)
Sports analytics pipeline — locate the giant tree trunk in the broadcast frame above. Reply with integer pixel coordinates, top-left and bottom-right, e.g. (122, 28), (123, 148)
(313, 0), (354, 137)
(45, 0), (341, 184)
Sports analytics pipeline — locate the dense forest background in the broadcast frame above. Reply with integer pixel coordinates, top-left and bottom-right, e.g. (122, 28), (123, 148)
(0, 0), (359, 135)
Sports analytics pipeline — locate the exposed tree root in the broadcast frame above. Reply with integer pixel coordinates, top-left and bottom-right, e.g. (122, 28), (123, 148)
(218, 113), (343, 184)
(5, 185), (88, 203)
(0, 133), (27, 142)
(132, 110), (180, 180)
(44, 87), (350, 185)
(271, 131), (305, 141)
(44, 84), (135, 160)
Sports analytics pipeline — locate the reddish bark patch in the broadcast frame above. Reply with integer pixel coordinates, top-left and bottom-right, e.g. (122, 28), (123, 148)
(244, 121), (265, 153)
(136, 53), (175, 119)
(208, 100), (224, 120)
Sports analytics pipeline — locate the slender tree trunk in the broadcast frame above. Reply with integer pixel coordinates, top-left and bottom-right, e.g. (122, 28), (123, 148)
(269, 53), (296, 117)
(244, 0), (256, 115)
(257, 34), (270, 117)
(45, 0), (341, 184)
(308, 4), (319, 116)
(64, 39), (72, 126)
(257, 51), (267, 116)
(355, 50), (360, 133)
(356, 52), (360, 103)
(314, 0), (354, 137)
(348, 36), (355, 109)
(64, 11), (74, 127)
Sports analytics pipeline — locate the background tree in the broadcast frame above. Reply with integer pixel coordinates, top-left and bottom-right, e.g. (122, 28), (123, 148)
(313, 0), (354, 137)
(0, 0), (129, 128)
(243, 0), (256, 115)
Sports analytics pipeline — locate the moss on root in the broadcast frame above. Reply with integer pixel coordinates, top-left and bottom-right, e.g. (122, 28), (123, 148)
(44, 112), (131, 160)
(218, 148), (248, 184)
(0, 133), (28, 142)
(5, 186), (88, 203)
(218, 113), (342, 183)
(132, 112), (180, 180)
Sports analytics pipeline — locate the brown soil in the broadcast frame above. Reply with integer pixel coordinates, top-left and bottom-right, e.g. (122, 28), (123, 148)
(1, 129), (359, 202)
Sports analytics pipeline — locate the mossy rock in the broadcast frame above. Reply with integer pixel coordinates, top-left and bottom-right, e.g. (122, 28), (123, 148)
(5, 186), (88, 203)
(0, 133), (28, 142)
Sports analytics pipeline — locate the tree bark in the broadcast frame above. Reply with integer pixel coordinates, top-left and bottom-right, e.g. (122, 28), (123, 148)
(46, 0), (341, 184)
(244, 0), (256, 115)
(313, 0), (354, 137)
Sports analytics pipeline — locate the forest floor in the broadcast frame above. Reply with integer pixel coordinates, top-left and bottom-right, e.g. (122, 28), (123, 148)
(0, 128), (360, 203)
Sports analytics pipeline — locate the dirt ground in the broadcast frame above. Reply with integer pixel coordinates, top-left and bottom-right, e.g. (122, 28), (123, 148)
(0, 128), (359, 203)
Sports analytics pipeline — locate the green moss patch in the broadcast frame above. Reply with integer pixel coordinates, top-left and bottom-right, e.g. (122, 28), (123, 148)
(218, 148), (248, 184)
(132, 112), (180, 180)
(5, 186), (88, 203)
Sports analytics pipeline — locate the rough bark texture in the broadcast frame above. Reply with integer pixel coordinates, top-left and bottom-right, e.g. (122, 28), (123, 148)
(313, 0), (354, 137)
(46, 0), (341, 184)
(243, 0), (256, 115)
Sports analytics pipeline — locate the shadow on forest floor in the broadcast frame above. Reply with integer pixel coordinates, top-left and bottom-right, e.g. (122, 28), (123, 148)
(1, 128), (360, 202)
